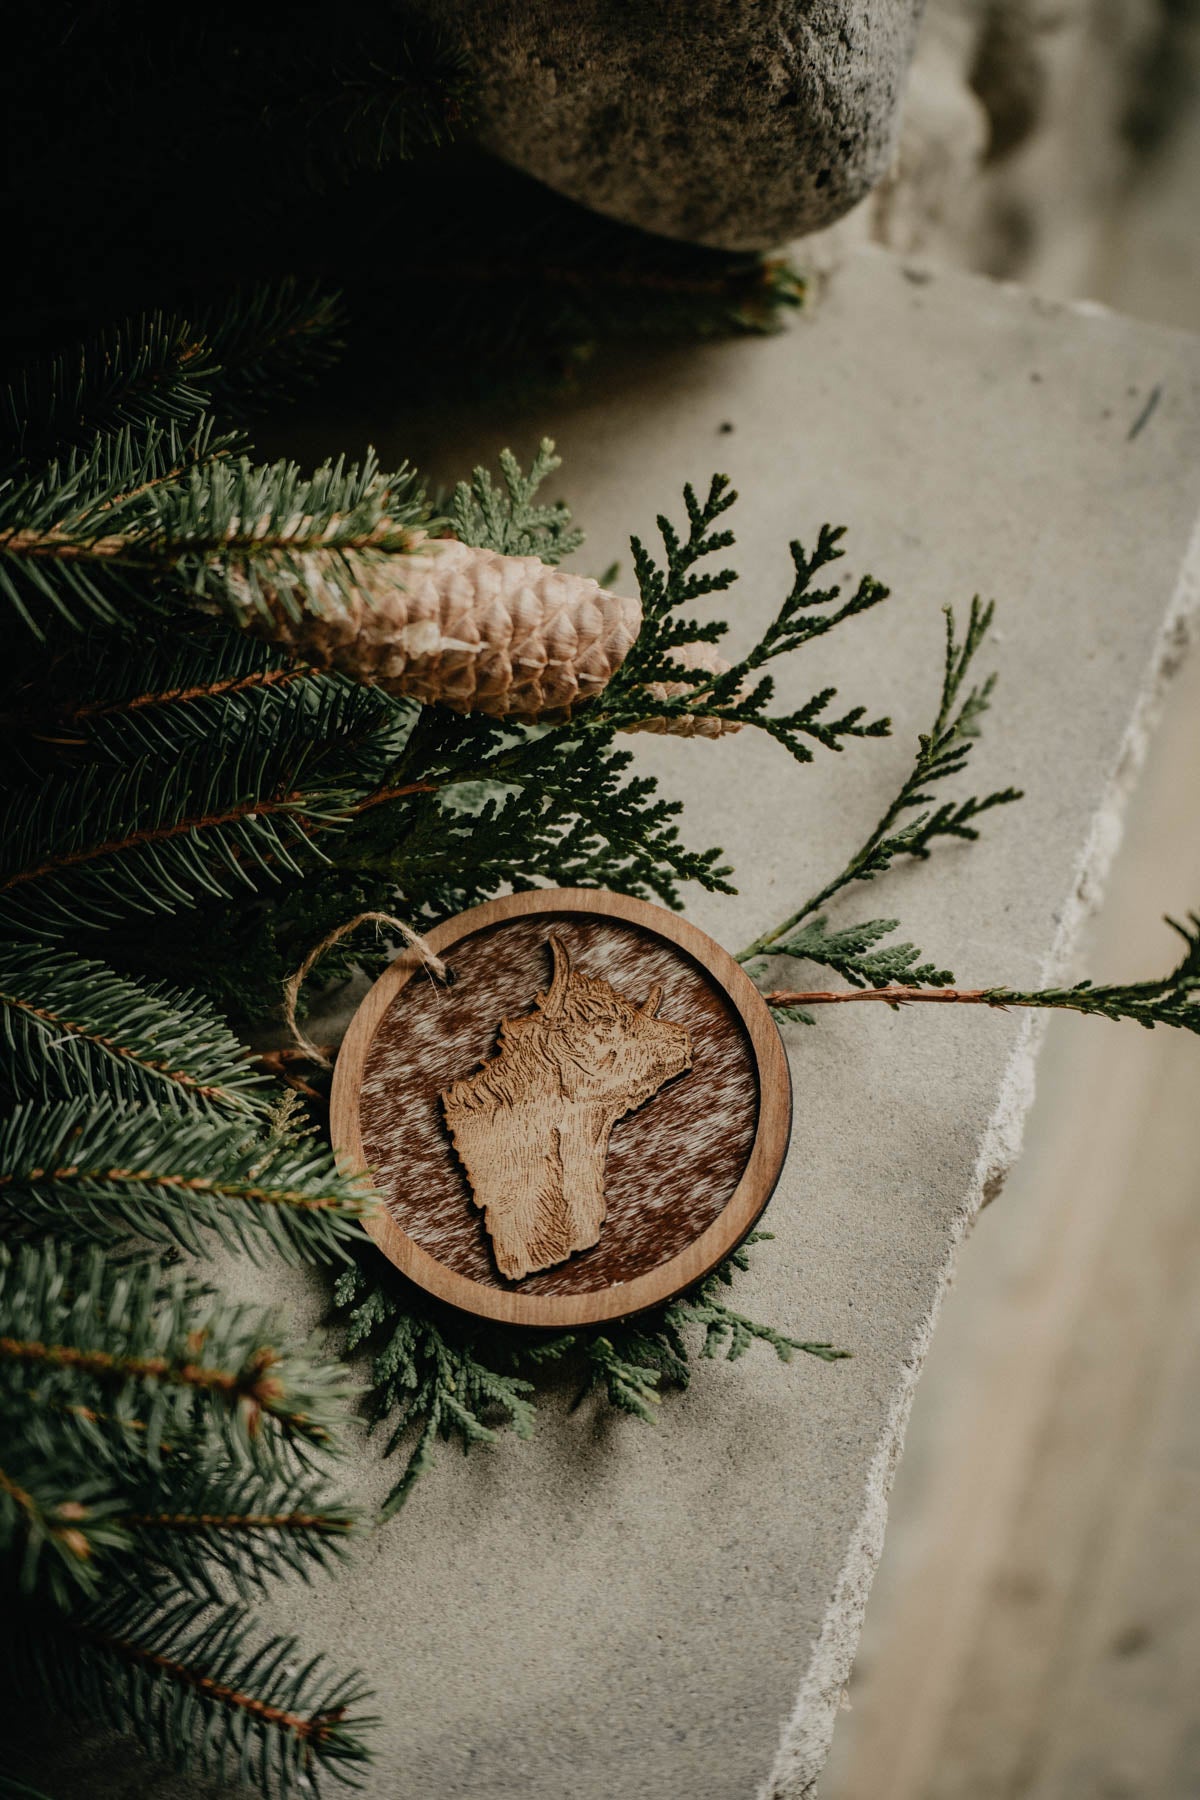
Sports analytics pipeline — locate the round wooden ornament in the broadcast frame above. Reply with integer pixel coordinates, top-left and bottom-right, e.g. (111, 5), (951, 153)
(330, 888), (791, 1327)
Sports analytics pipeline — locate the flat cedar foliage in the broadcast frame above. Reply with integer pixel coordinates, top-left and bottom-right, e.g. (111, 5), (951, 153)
(4, 27), (1199, 1800)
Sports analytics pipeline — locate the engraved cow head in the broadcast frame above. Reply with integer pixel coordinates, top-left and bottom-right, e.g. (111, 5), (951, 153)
(440, 936), (692, 1281)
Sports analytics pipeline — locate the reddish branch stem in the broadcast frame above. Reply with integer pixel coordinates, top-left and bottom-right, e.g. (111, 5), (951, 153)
(127, 1509), (350, 1534)
(72, 663), (313, 721)
(4, 778), (438, 893)
(765, 987), (1017, 1009)
(0, 791), (308, 889)
(70, 1624), (345, 1745)
(0, 987), (239, 1103)
(0, 1162), (362, 1212)
(349, 779), (439, 813)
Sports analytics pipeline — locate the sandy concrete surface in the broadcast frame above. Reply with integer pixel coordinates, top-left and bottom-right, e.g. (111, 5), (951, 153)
(15, 248), (1200, 1800)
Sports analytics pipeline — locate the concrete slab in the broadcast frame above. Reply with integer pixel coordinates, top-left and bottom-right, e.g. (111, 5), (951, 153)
(20, 249), (1200, 1799)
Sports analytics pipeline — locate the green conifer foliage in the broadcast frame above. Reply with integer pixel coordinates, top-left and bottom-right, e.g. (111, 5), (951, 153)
(1, 284), (869, 1788)
(1, 1241), (370, 1792)
(3, 262), (1197, 1797)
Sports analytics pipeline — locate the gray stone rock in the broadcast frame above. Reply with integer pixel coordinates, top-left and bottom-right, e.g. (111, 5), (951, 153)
(415, 0), (926, 250)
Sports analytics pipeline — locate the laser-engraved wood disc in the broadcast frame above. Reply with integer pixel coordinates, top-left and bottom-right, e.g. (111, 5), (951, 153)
(330, 889), (792, 1327)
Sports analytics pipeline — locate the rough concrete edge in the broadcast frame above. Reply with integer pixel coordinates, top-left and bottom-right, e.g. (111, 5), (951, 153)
(758, 514), (1200, 1800)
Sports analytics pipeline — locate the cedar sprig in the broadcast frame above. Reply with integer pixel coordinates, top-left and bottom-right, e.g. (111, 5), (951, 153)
(573, 1234), (848, 1422)
(764, 913), (1200, 1034)
(376, 728), (735, 909)
(749, 915), (955, 1026)
(595, 480), (892, 762)
(741, 597), (1022, 970)
(741, 601), (1200, 1039)
(333, 1262), (537, 1520)
(448, 437), (584, 563)
(666, 1243), (849, 1366)
(986, 912), (1200, 1030)
(332, 1234), (841, 1493)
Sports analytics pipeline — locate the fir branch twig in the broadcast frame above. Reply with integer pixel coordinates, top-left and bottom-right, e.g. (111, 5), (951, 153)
(0, 1102), (376, 1264)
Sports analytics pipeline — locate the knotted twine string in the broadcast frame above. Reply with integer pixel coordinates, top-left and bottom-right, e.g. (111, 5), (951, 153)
(281, 911), (450, 1070)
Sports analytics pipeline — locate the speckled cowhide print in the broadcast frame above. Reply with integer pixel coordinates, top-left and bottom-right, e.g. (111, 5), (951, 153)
(330, 890), (792, 1328)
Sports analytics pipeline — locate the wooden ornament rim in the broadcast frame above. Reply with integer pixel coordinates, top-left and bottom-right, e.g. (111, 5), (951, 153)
(330, 888), (792, 1328)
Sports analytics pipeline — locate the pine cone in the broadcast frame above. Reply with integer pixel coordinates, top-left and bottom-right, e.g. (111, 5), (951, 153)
(247, 536), (739, 737)
(252, 538), (641, 719)
(626, 640), (742, 739)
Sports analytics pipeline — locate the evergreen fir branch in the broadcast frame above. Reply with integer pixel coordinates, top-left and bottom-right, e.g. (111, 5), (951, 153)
(0, 1242), (355, 1460)
(0, 1773), (54, 1799)
(448, 438), (584, 563)
(0, 312), (217, 469)
(0, 1102), (375, 1264)
(0, 947), (266, 1114)
(194, 277), (346, 420)
(595, 484), (892, 763)
(148, 451), (431, 615)
(55, 631), (317, 759)
(2, 279), (345, 470)
(0, 418), (238, 635)
(0, 1449), (130, 1607)
(0, 681), (394, 938)
(122, 1467), (356, 1600)
(293, 25), (472, 190)
(40, 630), (408, 777)
(0, 446), (431, 637)
(764, 912), (1200, 1035)
(739, 599), (1022, 965)
(9, 1587), (374, 1795)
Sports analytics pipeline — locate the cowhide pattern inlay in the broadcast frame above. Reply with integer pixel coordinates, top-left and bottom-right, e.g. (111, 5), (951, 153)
(358, 914), (760, 1294)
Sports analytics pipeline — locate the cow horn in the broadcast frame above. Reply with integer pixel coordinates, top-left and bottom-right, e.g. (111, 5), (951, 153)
(641, 983), (663, 1018)
(541, 935), (571, 1018)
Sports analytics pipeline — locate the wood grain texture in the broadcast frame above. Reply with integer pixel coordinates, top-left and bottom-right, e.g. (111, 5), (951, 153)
(330, 890), (792, 1326)
(440, 934), (694, 1280)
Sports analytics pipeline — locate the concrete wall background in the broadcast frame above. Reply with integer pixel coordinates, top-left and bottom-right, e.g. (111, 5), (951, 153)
(822, 14), (1200, 1795)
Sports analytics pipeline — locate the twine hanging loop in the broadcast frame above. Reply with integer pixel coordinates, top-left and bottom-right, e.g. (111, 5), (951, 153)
(281, 912), (449, 1070)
